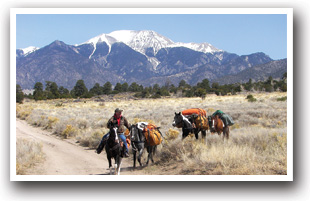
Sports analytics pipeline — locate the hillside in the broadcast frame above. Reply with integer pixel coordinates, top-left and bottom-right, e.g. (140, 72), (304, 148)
(16, 30), (284, 89)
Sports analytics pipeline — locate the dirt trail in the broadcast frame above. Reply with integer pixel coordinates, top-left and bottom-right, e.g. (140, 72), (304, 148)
(16, 119), (143, 175)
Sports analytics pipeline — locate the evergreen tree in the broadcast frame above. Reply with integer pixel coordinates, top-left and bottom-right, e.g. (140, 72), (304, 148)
(59, 86), (71, 98)
(138, 84), (144, 92)
(33, 82), (45, 101)
(73, 80), (88, 98)
(128, 82), (140, 92)
(178, 80), (187, 88)
(113, 83), (122, 93)
(160, 86), (170, 96)
(152, 84), (160, 93)
(244, 79), (253, 91)
(169, 84), (177, 94)
(102, 82), (112, 95)
(90, 83), (103, 96)
(141, 88), (151, 98)
(197, 79), (211, 92)
(121, 82), (129, 92)
(185, 88), (195, 97)
(45, 81), (60, 99)
(194, 88), (207, 97)
(16, 84), (24, 103)
(211, 82), (220, 90)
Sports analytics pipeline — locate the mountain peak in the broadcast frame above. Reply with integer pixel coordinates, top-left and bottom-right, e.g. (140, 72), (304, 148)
(50, 40), (67, 47)
(80, 30), (222, 56)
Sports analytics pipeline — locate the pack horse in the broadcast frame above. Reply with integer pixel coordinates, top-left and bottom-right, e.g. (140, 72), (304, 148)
(130, 122), (163, 168)
(172, 108), (209, 140)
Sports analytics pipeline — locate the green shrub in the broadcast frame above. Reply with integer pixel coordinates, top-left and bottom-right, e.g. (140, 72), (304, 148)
(246, 94), (257, 102)
(277, 96), (287, 101)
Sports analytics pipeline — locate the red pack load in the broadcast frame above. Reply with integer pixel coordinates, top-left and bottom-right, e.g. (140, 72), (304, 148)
(182, 108), (207, 117)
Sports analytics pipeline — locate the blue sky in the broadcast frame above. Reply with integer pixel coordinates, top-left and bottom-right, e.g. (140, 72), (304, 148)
(16, 14), (287, 60)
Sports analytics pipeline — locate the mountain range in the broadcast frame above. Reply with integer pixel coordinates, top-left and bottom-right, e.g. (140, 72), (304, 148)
(16, 30), (287, 89)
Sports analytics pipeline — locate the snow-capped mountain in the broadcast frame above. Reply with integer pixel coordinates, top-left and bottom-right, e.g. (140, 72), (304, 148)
(79, 34), (117, 58)
(16, 30), (283, 90)
(79, 30), (222, 58)
(16, 46), (39, 57)
(168, 42), (221, 54)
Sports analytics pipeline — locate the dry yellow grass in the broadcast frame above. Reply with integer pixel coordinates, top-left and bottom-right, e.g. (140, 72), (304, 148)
(16, 138), (45, 175)
(16, 92), (287, 175)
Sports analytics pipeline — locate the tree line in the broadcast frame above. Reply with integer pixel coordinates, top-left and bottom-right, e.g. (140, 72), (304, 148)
(16, 73), (287, 103)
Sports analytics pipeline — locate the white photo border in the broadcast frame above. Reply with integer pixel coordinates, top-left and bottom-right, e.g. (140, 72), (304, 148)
(10, 7), (293, 181)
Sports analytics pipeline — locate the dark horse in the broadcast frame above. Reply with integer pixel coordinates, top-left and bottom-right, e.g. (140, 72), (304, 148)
(130, 122), (158, 168)
(208, 115), (230, 140)
(105, 127), (124, 175)
(172, 112), (207, 140)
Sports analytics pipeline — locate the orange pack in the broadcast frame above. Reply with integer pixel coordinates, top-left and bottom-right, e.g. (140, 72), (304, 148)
(124, 129), (131, 147)
(143, 124), (162, 146)
(194, 115), (209, 130)
(182, 108), (207, 117)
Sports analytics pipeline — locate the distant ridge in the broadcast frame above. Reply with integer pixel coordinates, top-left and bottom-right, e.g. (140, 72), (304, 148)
(16, 30), (286, 89)
(212, 59), (287, 85)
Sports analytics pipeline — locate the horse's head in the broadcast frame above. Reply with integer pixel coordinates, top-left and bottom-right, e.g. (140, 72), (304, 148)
(129, 124), (139, 141)
(209, 115), (221, 132)
(173, 112), (193, 130)
(108, 127), (119, 143)
(130, 123), (147, 142)
(172, 112), (183, 128)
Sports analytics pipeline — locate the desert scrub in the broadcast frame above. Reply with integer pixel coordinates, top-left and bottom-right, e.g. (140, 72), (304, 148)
(277, 96), (287, 101)
(246, 94), (257, 102)
(61, 124), (77, 139)
(16, 92), (287, 174)
(46, 116), (59, 129)
(16, 138), (45, 175)
(16, 104), (33, 120)
(165, 128), (180, 140)
(157, 127), (287, 175)
(78, 129), (105, 148)
(131, 118), (156, 125)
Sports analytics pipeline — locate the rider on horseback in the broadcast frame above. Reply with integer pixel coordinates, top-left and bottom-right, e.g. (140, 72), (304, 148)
(107, 108), (131, 157)
(96, 108), (131, 157)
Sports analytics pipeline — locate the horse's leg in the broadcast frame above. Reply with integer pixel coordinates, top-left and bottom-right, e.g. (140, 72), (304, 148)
(194, 129), (199, 140)
(225, 127), (229, 140)
(150, 146), (155, 163)
(201, 130), (206, 143)
(182, 128), (189, 140)
(114, 157), (118, 175)
(146, 146), (151, 166)
(138, 145), (144, 166)
(108, 156), (112, 175)
(117, 158), (122, 175)
(133, 149), (137, 168)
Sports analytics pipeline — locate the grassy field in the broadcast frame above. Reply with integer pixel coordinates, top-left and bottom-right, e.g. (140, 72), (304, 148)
(16, 92), (287, 175)
(16, 138), (45, 175)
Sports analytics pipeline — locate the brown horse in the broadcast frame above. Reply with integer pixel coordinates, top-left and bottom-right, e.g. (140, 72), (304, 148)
(209, 115), (229, 140)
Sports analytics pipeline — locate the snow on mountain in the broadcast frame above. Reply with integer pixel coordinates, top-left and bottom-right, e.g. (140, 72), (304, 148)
(79, 30), (222, 58)
(18, 30), (223, 60)
(169, 42), (223, 54)
(18, 46), (39, 56)
(108, 30), (139, 44)
(80, 33), (117, 58)
(109, 30), (175, 55)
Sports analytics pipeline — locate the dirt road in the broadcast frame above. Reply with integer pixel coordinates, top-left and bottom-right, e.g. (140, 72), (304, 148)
(16, 119), (142, 175)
